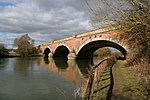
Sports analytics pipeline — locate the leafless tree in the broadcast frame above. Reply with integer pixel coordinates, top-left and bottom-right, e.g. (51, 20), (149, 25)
(86, 0), (150, 92)
(86, 0), (150, 63)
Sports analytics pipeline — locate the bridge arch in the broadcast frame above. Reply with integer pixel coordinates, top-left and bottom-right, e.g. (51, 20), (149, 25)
(76, 40), (127, 59)
(53, 45), (70, 58)
(44, 47), (51, 57)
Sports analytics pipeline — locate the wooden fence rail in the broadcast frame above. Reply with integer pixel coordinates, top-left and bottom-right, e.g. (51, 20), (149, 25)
(83, 57), (116, 100)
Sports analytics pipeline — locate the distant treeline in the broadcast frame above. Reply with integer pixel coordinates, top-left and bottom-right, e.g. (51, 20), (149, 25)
(0, 44), (9, 57)
(0, 34), (40, 58)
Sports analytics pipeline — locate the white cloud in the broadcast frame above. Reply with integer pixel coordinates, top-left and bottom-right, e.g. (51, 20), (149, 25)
(0, 0), (92, 48)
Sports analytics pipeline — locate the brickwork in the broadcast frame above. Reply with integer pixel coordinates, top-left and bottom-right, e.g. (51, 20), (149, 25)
(39, 28), (127, 59)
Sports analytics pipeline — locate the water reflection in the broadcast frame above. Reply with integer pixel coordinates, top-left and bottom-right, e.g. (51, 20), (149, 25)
(0, 57), (104, 100)
(40, 57), (90, 86)
(0, 57), (80, 100)
(76, 59), (92, 78)
(44, 56), (50, 64)
(13, 58), (35, 76)
(0, 58), (8, 70)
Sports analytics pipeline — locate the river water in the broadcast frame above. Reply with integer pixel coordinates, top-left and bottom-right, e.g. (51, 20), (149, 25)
(0, 57), (95, 100)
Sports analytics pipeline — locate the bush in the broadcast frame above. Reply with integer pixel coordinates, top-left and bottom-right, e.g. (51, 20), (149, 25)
(0, 44), (9, 57)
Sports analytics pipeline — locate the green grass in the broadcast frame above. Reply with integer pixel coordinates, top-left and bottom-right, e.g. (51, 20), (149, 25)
(90, 61), (149, 100)
(112, 61), (148, 100)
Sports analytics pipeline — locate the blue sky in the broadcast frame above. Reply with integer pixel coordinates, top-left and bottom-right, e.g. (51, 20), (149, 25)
(0, 1), (15, 7)
(0, 0), (92, 48)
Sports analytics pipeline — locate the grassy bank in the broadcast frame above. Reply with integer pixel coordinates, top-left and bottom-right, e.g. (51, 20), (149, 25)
(0, 52), (43, 58)
(89, 61), (149, 100)
(112, 61), (149, 100)
(8, 51), (21, 57)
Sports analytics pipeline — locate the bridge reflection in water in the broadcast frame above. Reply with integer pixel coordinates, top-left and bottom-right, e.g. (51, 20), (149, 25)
(39, 57), (97, 87)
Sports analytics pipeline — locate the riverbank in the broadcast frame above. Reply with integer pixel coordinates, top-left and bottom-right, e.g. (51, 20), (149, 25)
(0, 52), (43, 58)
(112, 61), (149, 100)
(0, 54), (20, 58)
(87, 61), (149, 100)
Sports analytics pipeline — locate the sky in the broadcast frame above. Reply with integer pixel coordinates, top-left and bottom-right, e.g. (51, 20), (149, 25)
(0, 0), (93, 48)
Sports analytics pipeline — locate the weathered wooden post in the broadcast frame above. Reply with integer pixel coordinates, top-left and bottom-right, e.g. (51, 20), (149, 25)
(83, 68), (95, 100)
(82, 57), (116, 100)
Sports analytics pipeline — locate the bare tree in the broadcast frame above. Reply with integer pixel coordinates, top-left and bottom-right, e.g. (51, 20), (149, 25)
(86, 0), (150, 62)
(86, 0), (150, 94)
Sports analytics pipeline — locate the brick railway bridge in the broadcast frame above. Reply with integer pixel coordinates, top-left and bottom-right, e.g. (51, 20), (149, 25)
(39, 27), (128, 60)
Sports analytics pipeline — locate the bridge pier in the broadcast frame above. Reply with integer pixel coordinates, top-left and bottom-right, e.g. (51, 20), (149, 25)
(48, 53), (53, 57)
(67, 52), (76, 59)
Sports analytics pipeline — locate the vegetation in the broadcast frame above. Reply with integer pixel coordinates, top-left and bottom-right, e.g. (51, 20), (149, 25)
(118, 0), (150, 65)
(14, 34), (39, 57)
(111, 61), (149, 100)
(94, 48), (123, 60)
(85, 0), (150, 99)
(0, 44), (9, 57)
(94, 47), (111, 58)
(86, 0), (150, 61)
(86, 0), (150, 89)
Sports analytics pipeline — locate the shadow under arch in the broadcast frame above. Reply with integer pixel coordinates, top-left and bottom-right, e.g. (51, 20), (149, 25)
(44, 48), (51, 57)
(77, 40), (127, 60)
(53, 45), (70, 58)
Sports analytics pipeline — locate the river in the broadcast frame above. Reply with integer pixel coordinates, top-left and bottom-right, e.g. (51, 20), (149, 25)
(0, 57), (95, 100)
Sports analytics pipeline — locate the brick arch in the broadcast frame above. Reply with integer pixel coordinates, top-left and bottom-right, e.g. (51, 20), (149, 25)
(53, 44), (71, 52)
(76, 40), (127, 59)
(43, 47), (52, 57)
(53, 45), (71, 58)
